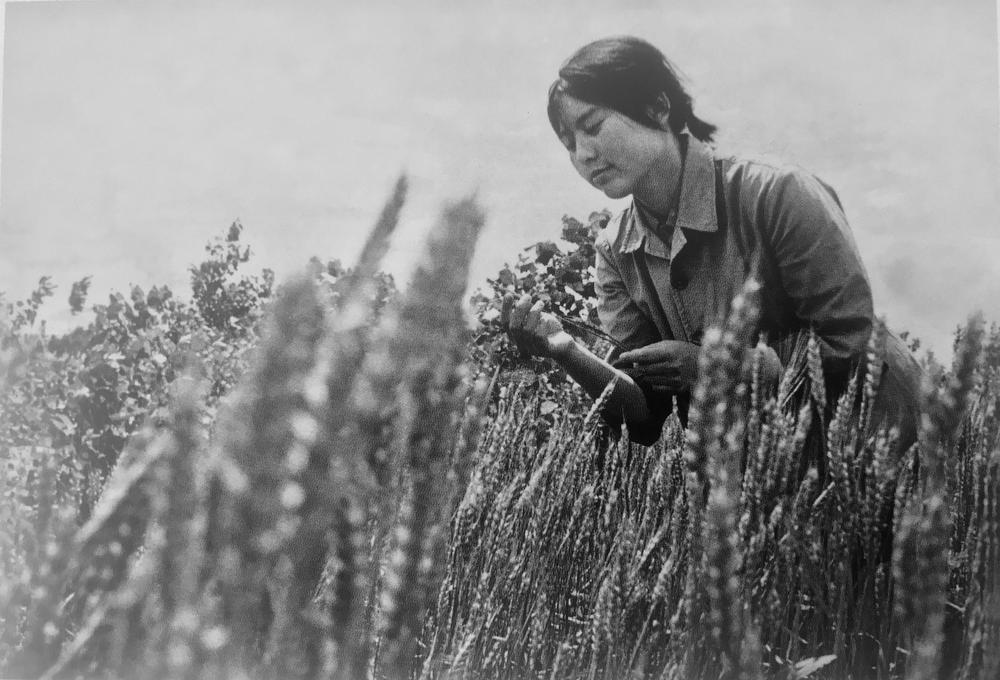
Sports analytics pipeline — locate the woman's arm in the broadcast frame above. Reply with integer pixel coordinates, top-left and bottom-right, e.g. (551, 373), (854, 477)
(501, 294), (652, 425)
(750, 165), (875, 369)
(558, 338), (653, 423)
(594, 232), (781, 397)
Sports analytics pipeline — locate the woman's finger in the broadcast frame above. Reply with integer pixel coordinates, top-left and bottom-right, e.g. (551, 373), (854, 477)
(523, 300), (545, 334)
(509, 294), (533, 329)
(613, 353), (644, 369)
(537, 313), (564, 337)
(500, 294), (515, 328)
(616, 345), (663, 365)
(503, 299), (532, 357)
(626, 361), (678, 377)
(614, 350), (638, 366)
(622, 372), (676, 394)
(643, 376), (684, 390)
(616, 340), (690, 366)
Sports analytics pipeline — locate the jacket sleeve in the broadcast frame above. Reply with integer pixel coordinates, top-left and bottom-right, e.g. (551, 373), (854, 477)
(594, 236), (673, 446)
(750, 166), (874, 371)
(594, 237), (660, 354)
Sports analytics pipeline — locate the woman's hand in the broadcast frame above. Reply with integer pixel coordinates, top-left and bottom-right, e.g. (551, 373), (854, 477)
(500, 294), (575, 360)
(612, 340), (700, 393)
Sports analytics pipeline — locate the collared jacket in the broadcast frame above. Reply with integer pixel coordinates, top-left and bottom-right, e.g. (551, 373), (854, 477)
(594, 132), (922, 446)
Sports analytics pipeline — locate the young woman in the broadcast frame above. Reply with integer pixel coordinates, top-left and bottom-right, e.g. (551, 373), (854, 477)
(502, 35), (922, 449)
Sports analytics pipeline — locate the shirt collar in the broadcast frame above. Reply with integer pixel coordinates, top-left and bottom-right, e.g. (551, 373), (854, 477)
(620, 131), (719, 255)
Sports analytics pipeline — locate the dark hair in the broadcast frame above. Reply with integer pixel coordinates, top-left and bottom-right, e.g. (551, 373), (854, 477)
(547, 36), (717, 143)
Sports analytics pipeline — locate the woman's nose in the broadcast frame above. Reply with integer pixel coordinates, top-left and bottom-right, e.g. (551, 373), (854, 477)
(574, 136), (599, 164)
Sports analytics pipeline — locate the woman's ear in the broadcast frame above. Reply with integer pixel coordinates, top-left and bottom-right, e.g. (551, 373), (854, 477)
(645, 94), (672, 131)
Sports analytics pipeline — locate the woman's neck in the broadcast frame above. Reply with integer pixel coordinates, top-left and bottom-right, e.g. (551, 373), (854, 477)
(632, 133), (686, 216)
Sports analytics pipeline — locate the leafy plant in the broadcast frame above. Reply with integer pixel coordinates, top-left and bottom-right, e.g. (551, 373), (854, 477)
(470, 210), (612, 375)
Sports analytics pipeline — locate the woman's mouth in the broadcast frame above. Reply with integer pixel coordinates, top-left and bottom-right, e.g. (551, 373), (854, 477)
(590, 165), (615, 183)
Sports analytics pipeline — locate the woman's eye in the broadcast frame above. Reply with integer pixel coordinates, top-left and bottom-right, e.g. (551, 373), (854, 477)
(583, 120), (603, 135)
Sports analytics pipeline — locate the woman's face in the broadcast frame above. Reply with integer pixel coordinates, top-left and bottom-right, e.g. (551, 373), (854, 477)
(553, 95), (679, 201)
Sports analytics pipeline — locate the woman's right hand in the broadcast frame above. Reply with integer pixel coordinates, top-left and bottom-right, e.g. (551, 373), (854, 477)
(500, 294), (575, 360)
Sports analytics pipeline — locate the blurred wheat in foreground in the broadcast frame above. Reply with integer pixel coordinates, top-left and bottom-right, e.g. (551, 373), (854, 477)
(1, 180), (998, 680)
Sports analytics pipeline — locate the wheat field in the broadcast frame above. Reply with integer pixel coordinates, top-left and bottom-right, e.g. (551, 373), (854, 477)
(1, 182), (998, 680)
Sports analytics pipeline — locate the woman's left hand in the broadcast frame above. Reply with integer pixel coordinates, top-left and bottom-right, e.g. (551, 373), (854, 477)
(612, 340), (700, 393)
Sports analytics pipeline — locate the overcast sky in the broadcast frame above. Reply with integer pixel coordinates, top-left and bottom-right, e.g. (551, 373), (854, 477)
(1, 0), (998, 359)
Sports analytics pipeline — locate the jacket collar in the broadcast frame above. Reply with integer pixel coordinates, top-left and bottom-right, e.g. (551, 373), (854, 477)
(620, 131), (719, 255)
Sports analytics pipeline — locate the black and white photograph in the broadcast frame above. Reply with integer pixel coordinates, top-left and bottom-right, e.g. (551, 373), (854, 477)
(1, 1), (998, 678)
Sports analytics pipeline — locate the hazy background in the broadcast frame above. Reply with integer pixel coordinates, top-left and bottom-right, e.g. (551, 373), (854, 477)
(1, 0), (998, 359)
